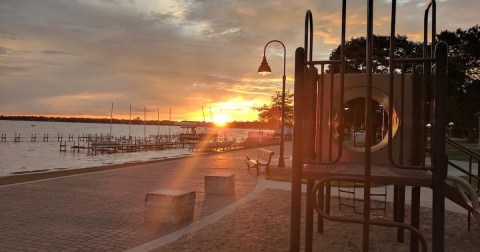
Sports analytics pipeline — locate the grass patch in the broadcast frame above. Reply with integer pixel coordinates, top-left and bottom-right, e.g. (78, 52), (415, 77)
(445, 139), (480, 162)
(446, 148), (480, 163)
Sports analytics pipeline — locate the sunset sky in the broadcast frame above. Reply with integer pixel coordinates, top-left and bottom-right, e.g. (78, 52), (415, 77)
(0, 0), (477, 122)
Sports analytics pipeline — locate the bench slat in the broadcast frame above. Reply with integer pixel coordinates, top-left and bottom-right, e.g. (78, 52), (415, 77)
(245, 149), (274, 176)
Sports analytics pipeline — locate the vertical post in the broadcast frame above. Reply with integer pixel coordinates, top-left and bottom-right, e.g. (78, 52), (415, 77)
(290, 47), (306, 252)
(279, 46), (286, 168)
(306, 67), (317, 159)
(353, 106), (356, 147)
(410, 64), (423, 251)
(363, 0), (374, 251)
(381, 106), (384, 138)
(432, 41), (448, 252)
(410, 187), (421, 252)
(305, 180), (314, 252)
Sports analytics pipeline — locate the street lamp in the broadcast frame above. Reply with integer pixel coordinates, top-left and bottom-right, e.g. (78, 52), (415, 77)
(258, 40), (286, 168)
(379, 104), (385, 139)
(448, 122), (454, 137)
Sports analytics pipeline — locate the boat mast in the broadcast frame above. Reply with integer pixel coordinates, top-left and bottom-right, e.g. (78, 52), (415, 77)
(209, 107), (214, 123)
(202, 106), (206, 133)
(144, 106), (146, 139)
(109, 103), (113, 138)
(129, 104), (131, 138)
(169, 108), (171, 140)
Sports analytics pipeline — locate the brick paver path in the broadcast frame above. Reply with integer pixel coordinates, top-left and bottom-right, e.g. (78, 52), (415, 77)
(0, 146), (278, 251)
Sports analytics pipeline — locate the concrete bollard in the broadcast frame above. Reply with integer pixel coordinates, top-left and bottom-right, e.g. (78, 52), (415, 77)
(205, 173), (235, 194)
(144, 189), (196, 224)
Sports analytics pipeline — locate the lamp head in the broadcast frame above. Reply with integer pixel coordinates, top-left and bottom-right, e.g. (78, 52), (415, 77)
(257, 56), (271, 76)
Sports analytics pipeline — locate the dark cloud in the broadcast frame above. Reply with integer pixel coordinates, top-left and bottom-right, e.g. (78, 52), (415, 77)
(99, 0), (134, 5)
(0, 47), (15, 55)
(41, 50), (77, 56)
(0, 66), (29, 74)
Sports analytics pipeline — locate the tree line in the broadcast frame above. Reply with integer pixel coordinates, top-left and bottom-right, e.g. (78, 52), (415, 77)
(254, 25), (479, 137)
(0, 115), (272, 129)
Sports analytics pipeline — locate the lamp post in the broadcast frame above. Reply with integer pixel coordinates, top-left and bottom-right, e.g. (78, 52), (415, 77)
(258, 40), (286, 168)
(448, 122), (454, 137)
(380, 104), (385, 139)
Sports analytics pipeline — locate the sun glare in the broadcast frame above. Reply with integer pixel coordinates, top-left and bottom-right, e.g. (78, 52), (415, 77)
(213, 114), (231, 127)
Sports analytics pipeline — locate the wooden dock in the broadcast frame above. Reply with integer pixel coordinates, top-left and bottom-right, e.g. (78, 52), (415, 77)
(58, 135), (181, 155)
(87, 140), (179, 154)
(2, 131), (282, 155)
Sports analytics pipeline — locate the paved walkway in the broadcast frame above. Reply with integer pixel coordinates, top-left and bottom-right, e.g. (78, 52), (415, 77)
(0, 141), (477, 251)
(0, 146), (279, 251)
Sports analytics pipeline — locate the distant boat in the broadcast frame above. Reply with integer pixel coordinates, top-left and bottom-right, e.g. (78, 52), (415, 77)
(31, 124), (36, 127)
(179, 125), (213, 141)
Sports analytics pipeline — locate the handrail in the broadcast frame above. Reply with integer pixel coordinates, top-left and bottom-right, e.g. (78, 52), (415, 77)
(447, 161), (479, 181)
(304, 10), (313, 62)
(445, 137), (480, 161)
(446, 175), (480, 226)
(444, 136), (480, 194)
(311, 176), (427, 252)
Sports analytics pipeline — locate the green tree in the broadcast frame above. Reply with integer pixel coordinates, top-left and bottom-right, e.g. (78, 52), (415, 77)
(328, 29), (480, 135)
(329, 35), (422, 73)
(253, 90), (293, 128)
(438, 25), (480, 132)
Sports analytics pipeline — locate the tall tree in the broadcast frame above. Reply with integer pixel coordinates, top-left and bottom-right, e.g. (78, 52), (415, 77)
(328, 29), (480, 134)
(253, 90), (293, 128)
(329, 35), (422, 73)
(438, 25), (480, 131)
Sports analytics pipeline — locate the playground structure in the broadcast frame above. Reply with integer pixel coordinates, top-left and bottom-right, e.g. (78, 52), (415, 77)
(289, 1), (480, 252)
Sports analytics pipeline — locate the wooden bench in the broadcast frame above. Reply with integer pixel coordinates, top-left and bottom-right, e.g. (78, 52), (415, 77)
(245, 149), (274, 176)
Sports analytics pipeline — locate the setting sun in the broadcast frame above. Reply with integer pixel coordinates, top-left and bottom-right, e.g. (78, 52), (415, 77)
(185, 97), (270, 123)
(212, 114), (231, 127)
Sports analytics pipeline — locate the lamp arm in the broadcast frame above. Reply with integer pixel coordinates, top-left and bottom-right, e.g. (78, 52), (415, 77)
(263, 40), (286, 70)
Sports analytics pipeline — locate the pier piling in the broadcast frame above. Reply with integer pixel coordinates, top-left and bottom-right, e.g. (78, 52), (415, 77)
(60, 141), (66, 152)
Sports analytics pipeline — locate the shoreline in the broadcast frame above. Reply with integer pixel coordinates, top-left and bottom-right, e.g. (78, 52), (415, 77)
(0, 153), (201, 186)
(0, 146), (267, 186)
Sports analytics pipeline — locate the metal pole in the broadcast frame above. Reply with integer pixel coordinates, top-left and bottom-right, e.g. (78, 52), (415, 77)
(353, 106), (356, 147)
(290, 47), (306, 251)
(432, 41), (447, 252)
(280, 47), (286, 168)
(363, 0), (374, 250)
(381, 105), (385, 138)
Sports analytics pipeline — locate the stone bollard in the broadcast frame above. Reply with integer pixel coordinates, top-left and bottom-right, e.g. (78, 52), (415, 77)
(144, 189), (196, 224)
(205, 173), (235, 194)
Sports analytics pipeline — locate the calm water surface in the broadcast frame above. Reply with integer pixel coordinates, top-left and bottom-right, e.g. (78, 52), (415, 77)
(0, 120), (253, 177)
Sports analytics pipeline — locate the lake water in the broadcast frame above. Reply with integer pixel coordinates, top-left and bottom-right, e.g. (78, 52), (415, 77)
(0, 120), (255, 177)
